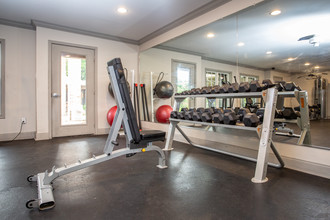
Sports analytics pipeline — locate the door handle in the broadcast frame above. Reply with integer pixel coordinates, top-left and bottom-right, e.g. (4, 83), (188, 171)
(52, 93), (61, 97)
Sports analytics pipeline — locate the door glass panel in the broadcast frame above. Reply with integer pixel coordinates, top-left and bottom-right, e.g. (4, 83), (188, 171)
(61, 53), (87, 125)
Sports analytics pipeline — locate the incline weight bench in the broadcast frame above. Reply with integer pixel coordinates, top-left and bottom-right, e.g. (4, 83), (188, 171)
(26, 58), (167, 210)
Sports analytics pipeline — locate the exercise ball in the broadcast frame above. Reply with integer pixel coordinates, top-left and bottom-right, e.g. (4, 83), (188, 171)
(107, 106), (117, 126)
(156, 105), (173, 123)
(154, 81), (174, 98)
(108, 81), (130, 98)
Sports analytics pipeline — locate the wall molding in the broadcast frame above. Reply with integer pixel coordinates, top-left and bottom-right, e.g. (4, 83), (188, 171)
(0, 18), (35, 30)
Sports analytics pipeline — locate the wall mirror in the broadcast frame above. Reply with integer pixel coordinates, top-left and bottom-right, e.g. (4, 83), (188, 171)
(139, 0), (330, 149)
(0, 39), (4, 119)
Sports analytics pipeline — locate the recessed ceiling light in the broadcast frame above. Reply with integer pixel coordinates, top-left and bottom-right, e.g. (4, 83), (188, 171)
(117, 7), (128, 14)
(237, 42), (245, 47)
(207, 33), (215, 38)
(304, 62), (310, 66)
(270, 10), (281, 16)
(314, 66), (320, 69)
(288, 57), (294, 61)
(266, 51), (272, 55)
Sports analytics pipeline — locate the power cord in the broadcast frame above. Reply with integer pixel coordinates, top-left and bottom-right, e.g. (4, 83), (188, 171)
(7, 121), (24, 142)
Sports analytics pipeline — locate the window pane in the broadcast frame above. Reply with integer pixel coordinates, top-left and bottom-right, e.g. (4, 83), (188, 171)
(61, 54), (87, 125)
(172, 61), (196, 109)
(240, 74), (258, 107)
(205, 70), (231, 108)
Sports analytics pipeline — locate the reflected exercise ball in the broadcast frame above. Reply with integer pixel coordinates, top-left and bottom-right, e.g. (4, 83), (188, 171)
(107, 106), (117, 126)
(154, 81), (174, 98)
(156, 105), (173, 123)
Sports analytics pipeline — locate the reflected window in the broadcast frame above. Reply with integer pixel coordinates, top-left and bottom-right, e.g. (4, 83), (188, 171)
(273, 76), (283, 82)
(0, 39), (4, 118)
(205, 70), (230, 108)
(171, 60), (195, 110)
(240, 74), (259, 107)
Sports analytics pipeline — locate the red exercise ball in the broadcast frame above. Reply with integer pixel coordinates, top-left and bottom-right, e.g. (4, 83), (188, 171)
(156, 105), (173, 123)
(107, 106), (117, 126)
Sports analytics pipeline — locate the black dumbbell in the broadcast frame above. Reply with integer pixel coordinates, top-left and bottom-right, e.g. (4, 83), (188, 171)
(284, 82), (301, 91)
(238, 82), (250, 92)
(184, 108), (196, 120)
(223, 111), (238, 125)
(250, 80), (266, 92)
(192, 88), (203, 95)
(274, 81), (285, 91)
(256, 108), (265, 122)
(237, 108), (251, 122)
(262, 79), (275, 89)
(177, 108), (189, 119)
(212, 112), (225, 124)
(170, 111), (178, 119)
(192, 108), (206, 121)
(243, 113), (260, 127)
(201, 108), (215, 122)
(281, 107), (300, 119)
(220, 75), (231, 93)
(228, 76), (239, 93)
(211, 85), (221, 94)
(275, 109), (284, 118)
(201, 86), (213, 94)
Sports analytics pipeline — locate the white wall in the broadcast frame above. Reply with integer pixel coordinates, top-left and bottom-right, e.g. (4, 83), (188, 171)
(0, 25), (36, 140)
(35, 27), (139, 140)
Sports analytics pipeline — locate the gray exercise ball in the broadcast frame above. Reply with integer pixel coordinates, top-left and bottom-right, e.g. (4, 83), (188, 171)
(154, 81), (174, 98)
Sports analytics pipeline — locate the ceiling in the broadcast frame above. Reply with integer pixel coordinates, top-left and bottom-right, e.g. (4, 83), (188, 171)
(0, 0), (229, 44)
(157, 0), (330, 74)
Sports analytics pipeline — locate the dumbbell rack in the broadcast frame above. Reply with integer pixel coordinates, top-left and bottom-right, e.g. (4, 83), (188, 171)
(164, 88), (311, 183)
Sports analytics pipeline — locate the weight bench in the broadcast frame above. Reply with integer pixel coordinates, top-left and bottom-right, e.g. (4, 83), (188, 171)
(26, 57), (167, 210)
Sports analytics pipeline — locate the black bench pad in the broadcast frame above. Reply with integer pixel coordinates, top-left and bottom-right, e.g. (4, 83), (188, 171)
(140, 130), (166, 142)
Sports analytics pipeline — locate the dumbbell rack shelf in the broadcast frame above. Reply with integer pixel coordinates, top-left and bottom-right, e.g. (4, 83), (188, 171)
(164, 88), (311, 183)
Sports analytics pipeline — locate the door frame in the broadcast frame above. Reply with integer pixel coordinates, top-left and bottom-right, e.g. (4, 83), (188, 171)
(48, 41), (98, 138)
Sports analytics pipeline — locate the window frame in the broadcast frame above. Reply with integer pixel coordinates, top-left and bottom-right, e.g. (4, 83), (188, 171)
(171, 59), (196, 109)
(239, 73), (260, 108)
(205, 69), (231, 108)
(0, 39), (5, 119)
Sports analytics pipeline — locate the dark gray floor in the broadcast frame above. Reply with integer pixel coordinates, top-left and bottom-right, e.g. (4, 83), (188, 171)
(273, 119), (330, 148)
(0, 135), (329, 220)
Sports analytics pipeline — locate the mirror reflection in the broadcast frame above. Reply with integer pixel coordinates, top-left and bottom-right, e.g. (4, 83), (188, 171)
(139, 0), (330, 148)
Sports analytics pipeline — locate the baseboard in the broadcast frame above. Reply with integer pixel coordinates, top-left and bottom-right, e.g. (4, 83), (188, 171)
(0, 131), (35, 142)
(282, 156), (330, 179)
(96, 128), (110, 135)
(35, 132), (50, 141)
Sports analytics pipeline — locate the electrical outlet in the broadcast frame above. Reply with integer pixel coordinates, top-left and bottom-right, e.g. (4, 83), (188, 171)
(21, 117), (27, 124)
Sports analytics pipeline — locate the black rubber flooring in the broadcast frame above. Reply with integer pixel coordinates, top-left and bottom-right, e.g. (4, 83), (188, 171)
(0, 135), (329, 220)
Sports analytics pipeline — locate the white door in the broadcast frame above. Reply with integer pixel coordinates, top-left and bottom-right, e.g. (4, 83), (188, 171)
(51, 44), (95, 137)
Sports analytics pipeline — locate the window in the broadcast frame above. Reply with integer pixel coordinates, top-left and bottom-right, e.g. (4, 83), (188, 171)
(171, 60), (196, 110)
(273, 76), (283, 82)
(0, 39), (4, 118)
(205, 70), (231, 108)
(240, 74), (259, 107)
